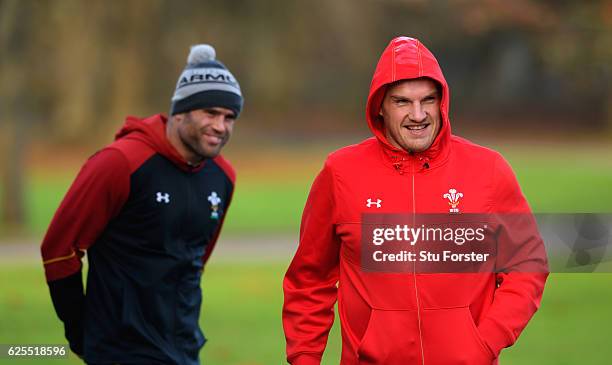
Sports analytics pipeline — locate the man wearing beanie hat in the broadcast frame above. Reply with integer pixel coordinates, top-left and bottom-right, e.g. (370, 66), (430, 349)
(41, 44), (243, 365)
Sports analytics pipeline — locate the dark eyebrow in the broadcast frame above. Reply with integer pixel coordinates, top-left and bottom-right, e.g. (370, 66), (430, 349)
(422, 92), (439, 100)
(390, 91), (439, 102)
(204, 107), (236, 119)
(390, 95), (410, 102)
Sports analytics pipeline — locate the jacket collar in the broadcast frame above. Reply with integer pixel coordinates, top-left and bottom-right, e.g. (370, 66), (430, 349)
(377, 129), (451, 174)
(366, 37), (452, 174)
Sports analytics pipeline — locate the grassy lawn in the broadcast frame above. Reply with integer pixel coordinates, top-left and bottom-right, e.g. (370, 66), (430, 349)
(0, 262), (611, 364)
(17, 143), (612, 236)
(1, 142), (611, 364)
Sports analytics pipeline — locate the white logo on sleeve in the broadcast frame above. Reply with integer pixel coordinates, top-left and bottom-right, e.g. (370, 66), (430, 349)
(156, 192), (170, 204)
(366, 198), (382, 208)
(208, 191), (222, 219)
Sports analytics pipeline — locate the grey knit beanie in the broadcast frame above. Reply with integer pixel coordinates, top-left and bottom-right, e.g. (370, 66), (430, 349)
(170, 44), (243, 117)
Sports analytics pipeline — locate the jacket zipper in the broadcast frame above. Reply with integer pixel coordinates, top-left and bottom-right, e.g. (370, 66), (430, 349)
(179, 175), (193, 365)
(411, 160), (426, 365)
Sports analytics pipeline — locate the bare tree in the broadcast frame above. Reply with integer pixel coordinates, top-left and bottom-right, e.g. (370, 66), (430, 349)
(0, 0), (28, 233)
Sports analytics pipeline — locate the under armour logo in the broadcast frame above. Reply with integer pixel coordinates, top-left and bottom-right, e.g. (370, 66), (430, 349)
(156, 192), (170, 203)
(366, 198), (382, 208)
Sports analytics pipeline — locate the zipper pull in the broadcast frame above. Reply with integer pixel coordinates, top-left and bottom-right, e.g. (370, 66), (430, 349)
(393, 162), (404, 174)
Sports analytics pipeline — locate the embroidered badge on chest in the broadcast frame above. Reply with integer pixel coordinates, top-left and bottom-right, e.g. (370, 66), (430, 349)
(208, 191), (222, 220)
(443, 188), (463, 214)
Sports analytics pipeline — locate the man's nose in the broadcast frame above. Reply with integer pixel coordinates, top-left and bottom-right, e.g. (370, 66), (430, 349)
(409, 103), (427, 122)
(210, 115), (227, 132)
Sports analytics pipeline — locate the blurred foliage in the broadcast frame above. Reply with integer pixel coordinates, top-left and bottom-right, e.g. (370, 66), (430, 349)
(0, 0), (610, 142)
(1, 0), (611, 229)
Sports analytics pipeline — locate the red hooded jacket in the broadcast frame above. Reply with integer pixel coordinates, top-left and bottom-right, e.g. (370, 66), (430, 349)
(283, 37), (547, 365)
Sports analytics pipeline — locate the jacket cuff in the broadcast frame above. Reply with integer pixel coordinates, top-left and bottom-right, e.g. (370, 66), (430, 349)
(289, 353), (322, 365)
(478, 318), (514, 358)
(48, 271), (85, 355)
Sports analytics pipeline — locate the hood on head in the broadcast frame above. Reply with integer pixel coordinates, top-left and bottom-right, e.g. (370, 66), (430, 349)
(115, 114), (201, 172)
(366, 37), (451, 155)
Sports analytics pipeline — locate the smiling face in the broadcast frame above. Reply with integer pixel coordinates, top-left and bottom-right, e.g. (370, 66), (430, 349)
(168, 107), (236, 164)
(380, 78), (442, 153)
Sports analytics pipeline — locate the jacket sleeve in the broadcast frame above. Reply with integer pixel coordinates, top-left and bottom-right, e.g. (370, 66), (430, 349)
(283, 161), (341, 365)
(477, 154), (548, 357)
(40, 147), (130, 354)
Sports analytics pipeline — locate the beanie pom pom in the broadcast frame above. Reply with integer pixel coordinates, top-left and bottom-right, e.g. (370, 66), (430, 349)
(187, 44), (216, 65)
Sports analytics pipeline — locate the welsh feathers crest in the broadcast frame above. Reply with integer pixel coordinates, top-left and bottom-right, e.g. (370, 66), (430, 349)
(443, 188), (463, 213)
(208, 191), (222, 220)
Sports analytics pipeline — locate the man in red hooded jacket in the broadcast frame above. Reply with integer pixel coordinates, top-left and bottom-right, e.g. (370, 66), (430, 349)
(283, 37), (548, 365)
(41, 44), (242, 365)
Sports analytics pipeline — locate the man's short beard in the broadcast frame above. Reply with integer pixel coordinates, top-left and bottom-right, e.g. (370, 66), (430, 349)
(182, 133), (224, 160)
(179, 114), (227, 161)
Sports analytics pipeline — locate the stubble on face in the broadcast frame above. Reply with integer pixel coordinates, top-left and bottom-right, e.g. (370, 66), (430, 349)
(380, 78), (442, 153)
(172, 108), (234, 163)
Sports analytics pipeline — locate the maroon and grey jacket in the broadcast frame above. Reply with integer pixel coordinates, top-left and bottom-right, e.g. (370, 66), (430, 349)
(41, 114), (235, 365)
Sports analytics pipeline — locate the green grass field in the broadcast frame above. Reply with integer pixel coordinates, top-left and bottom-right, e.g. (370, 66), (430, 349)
(1, 142), (612, 364)
(21, 143), (612, 236)
(1, 263), (611, 364)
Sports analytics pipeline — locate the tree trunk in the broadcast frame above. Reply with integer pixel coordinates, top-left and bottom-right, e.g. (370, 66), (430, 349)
(0, 0), (28, 234)
(0, 118), (27, 233)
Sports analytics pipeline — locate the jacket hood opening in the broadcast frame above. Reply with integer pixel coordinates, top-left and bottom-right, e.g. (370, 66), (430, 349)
(366, 37), (452, 162)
